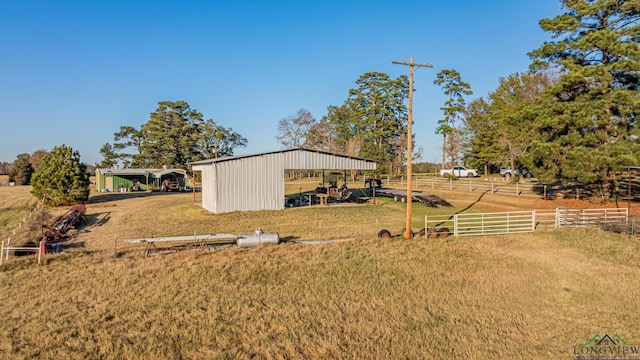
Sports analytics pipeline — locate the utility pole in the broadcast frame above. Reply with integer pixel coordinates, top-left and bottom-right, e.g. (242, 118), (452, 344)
(392, 56), (433, 239)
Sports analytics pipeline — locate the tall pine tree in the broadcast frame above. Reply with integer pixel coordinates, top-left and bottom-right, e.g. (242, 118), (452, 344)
(434, 69), (472, 169)
(325, 72), (409, 174)
(526, 0), (640, 195)
(31, 145), (89, 206)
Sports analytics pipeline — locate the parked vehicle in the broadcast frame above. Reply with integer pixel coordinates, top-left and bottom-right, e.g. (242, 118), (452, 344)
(364, 178), (382, 188)
(440, 166), (478, 178)
(168, 178), (180, 190)
(162, 177), (181, 191)
(500, 168), (533, 178)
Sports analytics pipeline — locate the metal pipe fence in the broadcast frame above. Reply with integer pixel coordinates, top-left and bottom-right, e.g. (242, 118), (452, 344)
(425, 207), (634, 237)
(384, 173), (640, 202)
(556, 207), (629, 228)
(454, 211), (535, 237)
(387, 175), (545, 198)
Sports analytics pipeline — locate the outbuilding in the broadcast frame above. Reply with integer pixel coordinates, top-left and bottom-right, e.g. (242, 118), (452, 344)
(189, 148), (377, 214)
(95, 167), (187, 192)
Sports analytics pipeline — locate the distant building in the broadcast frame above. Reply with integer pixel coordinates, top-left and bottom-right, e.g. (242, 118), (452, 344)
(95, 167), (187, 192)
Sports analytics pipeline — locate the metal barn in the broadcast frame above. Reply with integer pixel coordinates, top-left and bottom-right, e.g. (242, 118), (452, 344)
(189, 148), (377, 214)
(95, 168), (187, 192)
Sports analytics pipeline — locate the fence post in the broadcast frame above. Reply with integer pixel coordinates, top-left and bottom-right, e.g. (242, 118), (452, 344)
(37, 240), (45, 265)
(544, 185), (547, 199)
(491, 180), (494, 194)
(469, 179), (472, 192)
(532, 210), (536, 231)
(4, 238), (9, 262)
(453, 214), (458, 236)
(516, 182), (519, 196)
(449, 177), (452, 190)
(432, 176), (435, 189)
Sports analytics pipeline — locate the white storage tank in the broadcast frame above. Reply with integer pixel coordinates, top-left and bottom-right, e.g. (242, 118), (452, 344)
(236, 229), (280, 247)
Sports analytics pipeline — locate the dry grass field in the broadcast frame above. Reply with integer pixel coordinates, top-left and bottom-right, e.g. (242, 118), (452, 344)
(1, 184), (640, 359)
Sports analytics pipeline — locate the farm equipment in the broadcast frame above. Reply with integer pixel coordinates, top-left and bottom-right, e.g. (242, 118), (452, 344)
(12, 204), (86, 257)
(35, 204), (86, 253)
(41, 204), (86, 243)
(377, 226), (450, 239)
(125, 229), (280, 256)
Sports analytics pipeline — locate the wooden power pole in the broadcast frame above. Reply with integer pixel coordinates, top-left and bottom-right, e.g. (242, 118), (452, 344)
(392, 56), (433, 239)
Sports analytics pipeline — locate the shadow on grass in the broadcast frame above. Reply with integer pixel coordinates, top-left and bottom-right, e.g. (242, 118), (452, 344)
(82, 211), (111, 228)
(87, 191), (185, 204)
(431, 190), (491, 228)
(279, 236), (300, 243)
(454, 189), (490, 215)
(65, 241), (85, 249)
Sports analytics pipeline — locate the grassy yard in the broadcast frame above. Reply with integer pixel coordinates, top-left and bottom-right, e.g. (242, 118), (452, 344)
(1, 185), (639, 359)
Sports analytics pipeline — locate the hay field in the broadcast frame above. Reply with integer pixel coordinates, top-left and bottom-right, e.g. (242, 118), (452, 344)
(1, 185), (640, 359)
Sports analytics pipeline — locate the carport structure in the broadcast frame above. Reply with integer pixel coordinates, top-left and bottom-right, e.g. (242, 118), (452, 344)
(189, 148), (377, 214)
(95, 168), (187, 192)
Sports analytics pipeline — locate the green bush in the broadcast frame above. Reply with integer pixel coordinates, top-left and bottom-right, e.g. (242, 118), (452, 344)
(31, 145), (90, 206)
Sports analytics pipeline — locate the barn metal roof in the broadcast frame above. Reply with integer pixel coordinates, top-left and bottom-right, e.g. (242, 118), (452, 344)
(189, 147), (376, 168)
(152, 169), (187, 177)
(96, 168), (186, 176)
(96, 168), (152, 175)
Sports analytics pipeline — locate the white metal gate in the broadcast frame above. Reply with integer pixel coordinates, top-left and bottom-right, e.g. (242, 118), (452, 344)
(424, 207), (630, 237)
(454, 211), (535, 237)
(556, 207), (629, 228)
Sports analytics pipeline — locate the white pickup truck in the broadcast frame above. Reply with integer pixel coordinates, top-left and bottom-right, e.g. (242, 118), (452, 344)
(440, 166), (478, 178)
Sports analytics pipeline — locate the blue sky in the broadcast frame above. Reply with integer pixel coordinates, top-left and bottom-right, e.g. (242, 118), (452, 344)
(0, 0), (562, 165)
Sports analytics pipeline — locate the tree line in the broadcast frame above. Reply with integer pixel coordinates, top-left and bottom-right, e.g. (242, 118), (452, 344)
(99, 100), (248, 169)
(0, 145), (91, 206)
(468, 0), (639, 199)
(275, 0), (640, 199)
(3, 0), (638, 203)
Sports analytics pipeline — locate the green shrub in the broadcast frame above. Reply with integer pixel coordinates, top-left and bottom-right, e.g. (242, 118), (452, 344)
(31, 145), (90, 206)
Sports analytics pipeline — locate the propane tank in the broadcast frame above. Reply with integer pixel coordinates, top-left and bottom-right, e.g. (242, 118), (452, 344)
(236, 229), (280, 247)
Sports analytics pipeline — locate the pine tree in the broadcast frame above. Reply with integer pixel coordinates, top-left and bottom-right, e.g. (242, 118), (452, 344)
(31, 145), (90, 206)
(434, 69), (472, 169)
(526, 0), (640, 193)
(106, 101), (246, 168)
(325, 72), (409, 174)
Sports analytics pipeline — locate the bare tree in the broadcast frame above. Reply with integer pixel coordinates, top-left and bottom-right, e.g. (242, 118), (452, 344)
(306, 118), (337, 151)
(29, 149), (48, 173)
(275, 109), (317, 148)
(446, 128), (465, 167)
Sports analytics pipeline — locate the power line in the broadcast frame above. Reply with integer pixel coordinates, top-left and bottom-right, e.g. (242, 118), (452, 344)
(392, 56), (433, 240)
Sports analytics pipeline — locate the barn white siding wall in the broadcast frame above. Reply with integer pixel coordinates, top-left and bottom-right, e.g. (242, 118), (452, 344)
(213, 154), (285, 213)
(192, 164), (217, 213)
